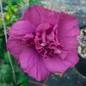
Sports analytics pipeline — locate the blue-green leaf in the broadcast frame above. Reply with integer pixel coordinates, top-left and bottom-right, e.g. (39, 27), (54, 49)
(29, 0), (46, 7)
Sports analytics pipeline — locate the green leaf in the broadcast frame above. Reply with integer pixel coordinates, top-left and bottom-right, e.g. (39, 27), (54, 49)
(6, 21), (11, 26)
(29, 0), (46, 7)
(20, 0), (26, 6)
(4, 6), (10, 11)
(16, 73), (29, 86)
(0, 31), (4, 36)
(6, 0), (18, 5)
(0, 30), (3, 33)
(5, 14), (11, 20)
(0, 25), (3, 29)
(0, 20), (3, 29)
(0, 38), (3, 48)
(2, 1), (6, 4)
(21, 80), (29, 86)
(0, 20), (3, 24)
(12, 16), (19, 23)
(7, 0), (25, 6)
(0, 83), (10, 86)
(12, 83), (17, 86)
(17, 74), (27, 83)
(0, 64), (12, 83)
(13, 8), (18, 14)
(3, 52), (15, 64)
(7, 11), (13, 15)
(0, 38), (4, 58)
(3, 52), (9, 64)
(14, 64), (20, 73)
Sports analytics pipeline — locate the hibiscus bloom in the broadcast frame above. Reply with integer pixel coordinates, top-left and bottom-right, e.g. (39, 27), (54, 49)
(7, 5), (80, 81)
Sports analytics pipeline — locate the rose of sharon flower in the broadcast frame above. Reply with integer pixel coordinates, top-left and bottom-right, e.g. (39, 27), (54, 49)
(7, 5), (80, 81)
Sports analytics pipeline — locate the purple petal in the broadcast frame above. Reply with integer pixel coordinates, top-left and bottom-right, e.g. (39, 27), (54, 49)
(65, 49), (79, 67)
(22, 5), (60, 26)
(19, 47), (52, 81)
(58, 12), (80, 37)
(43, 50), (79, 73)
(59, 36), (79, 50)
(7, 37), (26, 59)
(9, 20), (36, 36)
(43, 56), (71, 73)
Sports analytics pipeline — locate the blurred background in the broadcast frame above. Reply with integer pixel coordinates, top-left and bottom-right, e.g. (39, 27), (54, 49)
(0, 0), (86, 86)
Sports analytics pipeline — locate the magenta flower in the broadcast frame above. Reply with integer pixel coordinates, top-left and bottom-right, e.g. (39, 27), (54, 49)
(7, 5), (80, 81)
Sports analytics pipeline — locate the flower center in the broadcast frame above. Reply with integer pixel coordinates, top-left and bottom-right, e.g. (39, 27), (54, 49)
(41, 43), (45, 47)
(34, 23), (61, 58)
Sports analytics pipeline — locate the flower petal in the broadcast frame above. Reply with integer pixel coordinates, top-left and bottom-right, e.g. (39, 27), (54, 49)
(59, 36), (79, 50)
(22, 5), (60, 26)
(43, 50), (79, 73)
(9, 20), (36, 36)
(58, 12), (80, 37)
(19, 47), (52, 81)
(65, 49), (79, 67)
(7, 37), (26, 59)
(43, 56), (71, 73)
